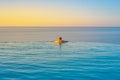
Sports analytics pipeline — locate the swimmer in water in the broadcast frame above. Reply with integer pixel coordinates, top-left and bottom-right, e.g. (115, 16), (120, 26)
(54, 37), (68, 45)
(54, 37), (63, 45)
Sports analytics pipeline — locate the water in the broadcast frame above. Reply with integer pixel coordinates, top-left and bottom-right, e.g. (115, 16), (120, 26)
(0, 27), (120, 44)
(0, 27), (120, 80)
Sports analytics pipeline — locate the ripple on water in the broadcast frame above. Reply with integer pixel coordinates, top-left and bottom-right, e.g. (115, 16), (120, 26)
(0, 42), (120, 80)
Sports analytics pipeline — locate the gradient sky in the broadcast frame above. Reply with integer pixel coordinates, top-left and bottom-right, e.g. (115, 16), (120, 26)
(0, 0), (120, 27)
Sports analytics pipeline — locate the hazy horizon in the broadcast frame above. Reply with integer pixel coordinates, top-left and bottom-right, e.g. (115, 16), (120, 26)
(0, 26), (120, 28)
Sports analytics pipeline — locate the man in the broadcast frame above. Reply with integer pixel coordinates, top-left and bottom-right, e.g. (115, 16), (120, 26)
(54, 37), (63, 45)
(54, 37), (68, 45)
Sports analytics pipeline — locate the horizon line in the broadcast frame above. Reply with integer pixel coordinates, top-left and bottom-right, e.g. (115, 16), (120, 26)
(0, 26), (120, 28)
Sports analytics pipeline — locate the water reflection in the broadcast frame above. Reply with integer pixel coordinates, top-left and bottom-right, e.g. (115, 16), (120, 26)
(0, 27), (120, 44)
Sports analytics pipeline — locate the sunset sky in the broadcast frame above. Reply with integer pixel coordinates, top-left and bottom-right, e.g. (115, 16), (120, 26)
(0, 0), (120, 27)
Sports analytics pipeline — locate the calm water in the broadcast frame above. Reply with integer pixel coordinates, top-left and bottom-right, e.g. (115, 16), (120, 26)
(0, 27), (120, 80)
(0, 27), (120, 44)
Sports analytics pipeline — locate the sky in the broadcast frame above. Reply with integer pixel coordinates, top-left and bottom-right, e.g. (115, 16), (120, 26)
(0, 0), (120, 27)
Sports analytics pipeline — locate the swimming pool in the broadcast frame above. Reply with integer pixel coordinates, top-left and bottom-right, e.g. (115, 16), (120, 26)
(0, 41), (120, 80)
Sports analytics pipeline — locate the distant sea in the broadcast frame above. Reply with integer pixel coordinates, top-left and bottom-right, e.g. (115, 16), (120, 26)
(0, 27), (120, 44)
(0, 27), (120, 80)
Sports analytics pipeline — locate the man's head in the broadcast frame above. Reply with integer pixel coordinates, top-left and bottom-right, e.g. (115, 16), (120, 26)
(59, 37), (62, 40)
